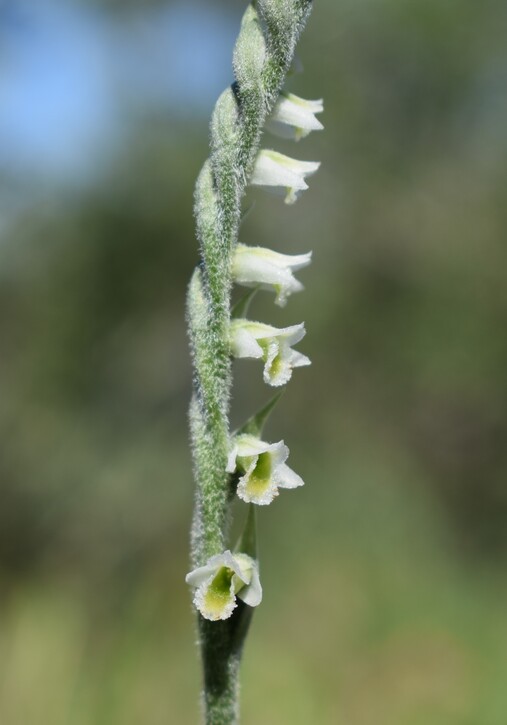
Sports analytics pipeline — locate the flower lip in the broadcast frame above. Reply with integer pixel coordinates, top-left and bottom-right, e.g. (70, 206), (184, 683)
(227, 434), (304, 505)
(230, 319), (311, 387)
(186, 550), (262, 620)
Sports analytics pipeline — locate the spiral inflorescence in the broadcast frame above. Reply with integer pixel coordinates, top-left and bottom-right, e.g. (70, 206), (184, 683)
(188, 0), (314, 568)
(186, 3), (318, 722)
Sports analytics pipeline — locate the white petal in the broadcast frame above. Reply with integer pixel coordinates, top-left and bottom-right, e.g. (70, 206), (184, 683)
(276, 322), (306, 346)
(186, 550), (243, 584)
(275, 462), (304, 489)
(234, 245), (312, 274)
(220, 550), (246, 579)
(237, 563), (262, 607)
(294, 97), (324, 114)
(207, 550), (233, 569)
(282, 93), (324, 114)
(268, 440), (289, 467)
(236, 320), (282, 340)
(185, 563), (218, 588)
(234, 434), (272, 458)
(250, 150), (320, 205)
(263, 342), (294, 387)
(267, 92), (324, 141)
(275, 278), (303, 305)
(268, 249), (312, 272)
(240, 434), (289, 461)
(231, 553), (254, 588)
(251, 150), (309, 191)
(230, 325), (264, 359)
(232, 245), (312, 306)
(226, 445), (238, 473)
(263, 150), (321, 178)
(288, 350), (311, 369)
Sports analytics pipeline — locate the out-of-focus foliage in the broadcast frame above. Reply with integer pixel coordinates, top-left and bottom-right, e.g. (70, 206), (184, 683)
(1, 1), (506, 723)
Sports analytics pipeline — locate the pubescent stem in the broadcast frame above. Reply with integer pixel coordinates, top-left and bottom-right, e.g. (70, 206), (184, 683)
(187, 3), (314, 722)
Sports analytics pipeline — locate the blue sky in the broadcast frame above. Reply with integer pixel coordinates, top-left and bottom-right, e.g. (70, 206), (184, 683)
(0, 0), (239, 179)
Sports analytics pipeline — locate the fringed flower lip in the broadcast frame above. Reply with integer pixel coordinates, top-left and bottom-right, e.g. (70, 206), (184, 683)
(250, 149), (320, 204)
(266, 91), (324, 141)
(231, 244), (312, 307)
(230, 319), (310, 387)
(227, 434), (304, 506)
(186, 550), (262, 621)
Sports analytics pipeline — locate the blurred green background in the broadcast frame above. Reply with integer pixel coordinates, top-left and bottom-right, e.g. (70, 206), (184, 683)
(1, 0), (507, 723)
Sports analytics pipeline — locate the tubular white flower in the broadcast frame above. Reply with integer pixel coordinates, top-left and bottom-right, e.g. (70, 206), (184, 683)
(230, 319), (310, 386)
(226, 434), (304, 505)
(232, 244), (312, 306)
(266, 92), (324, 141)
(186, 550), (262, 621)
(250, 149), (320, 204)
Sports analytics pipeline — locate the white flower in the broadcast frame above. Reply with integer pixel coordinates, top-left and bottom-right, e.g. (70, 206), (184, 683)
(230, 319), (310, 387)
(226, 434), (304, 505)
(232, 244), (312, 306)
(266, 92), (324, 141)
(250, 149), (320, 204)
(186, 550), (262, 621)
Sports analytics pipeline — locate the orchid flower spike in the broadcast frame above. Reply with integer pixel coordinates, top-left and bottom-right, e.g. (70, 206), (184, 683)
(232, 244), (312, 307)
(230, 319), (310, 387)
(186, 550), (262, 621)
(250, 149), (320, 204)
(227, 434), (304, 505)
(266, 92), (324, 141)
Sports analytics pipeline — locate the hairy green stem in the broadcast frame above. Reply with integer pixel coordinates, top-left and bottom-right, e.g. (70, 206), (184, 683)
(187, 2), (313, 722)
